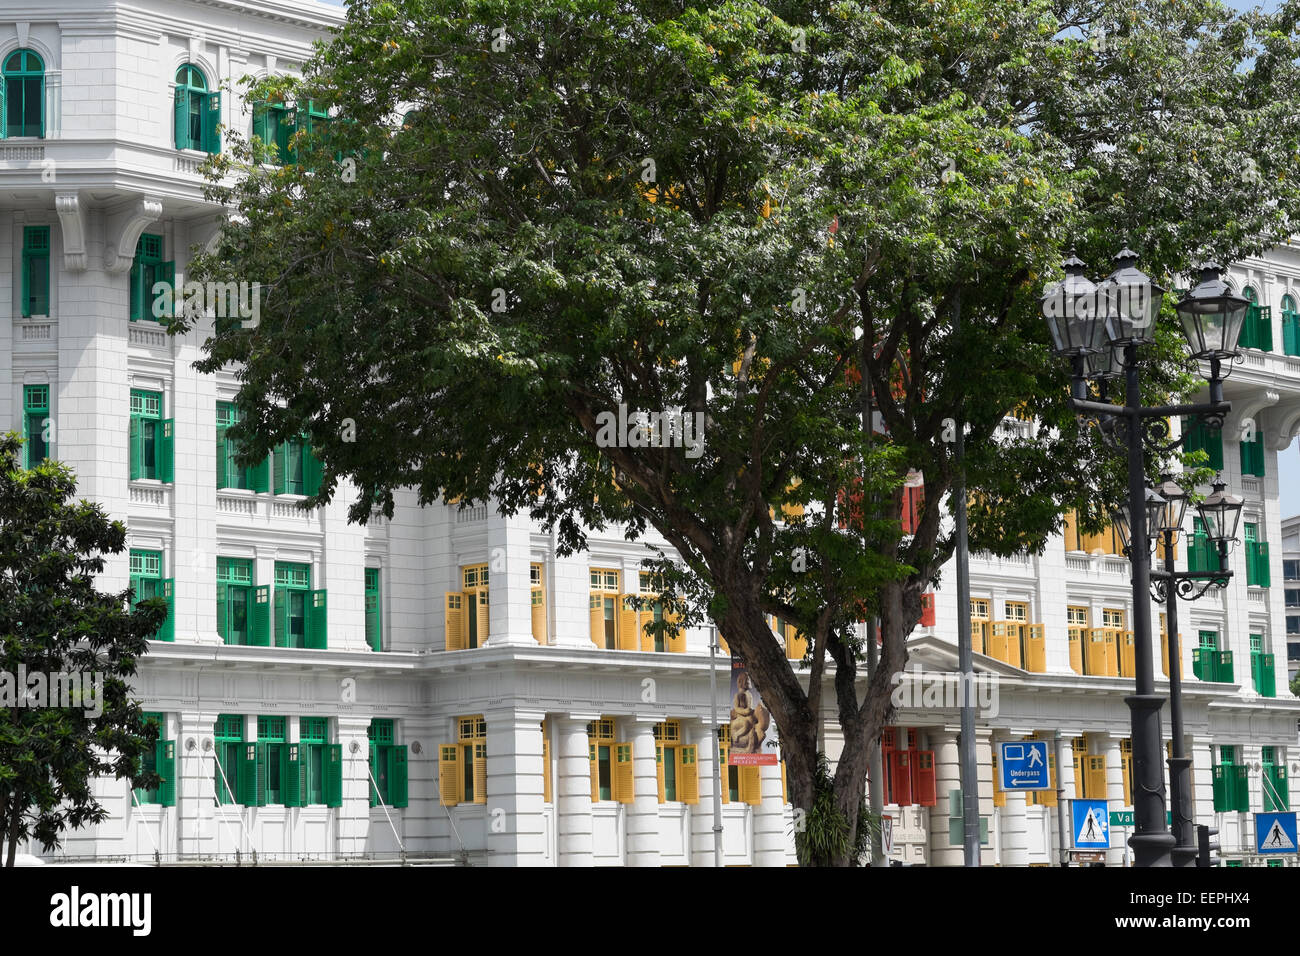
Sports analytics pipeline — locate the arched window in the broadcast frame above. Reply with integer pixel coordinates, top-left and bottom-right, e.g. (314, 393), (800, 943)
(3, 49), (44, 138)
(174, 64), (220, 154)
(1243, 285), (1257, 304)
(1283, 294), (1300, 356)
(1282, 293), (1296, 314)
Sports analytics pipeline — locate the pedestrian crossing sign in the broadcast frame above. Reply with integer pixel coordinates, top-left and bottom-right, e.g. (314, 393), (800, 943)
(1255, 812), (1298, 855)
(1072, 799), (1109, 849)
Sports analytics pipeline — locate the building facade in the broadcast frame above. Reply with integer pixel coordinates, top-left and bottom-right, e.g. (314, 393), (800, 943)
(4, 0), (1299, 866)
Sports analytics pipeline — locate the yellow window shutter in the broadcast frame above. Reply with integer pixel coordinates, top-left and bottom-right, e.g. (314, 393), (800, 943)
(719, 742), (730, 804)
(640, 609), (655, 652)
(531, 591), (546, 644)
(971, 619), (985, 655)
(1072, 744), (1085, 799)
(445, 592), (466, 651)
(666, 610), (685, 653)
(1087, 755), (1106, 801)
(473, 742), (487, 804)
(655, 743), (666, 803)
(679, 745), (699, 804)
(589, 743), (599, 801)
(719, 632), (730, 655)
(1063, 508), (1078, 551)
(476, 589), (490, 646)
(589, 594), (604, 647)
(785, 622), (807, 661)
(1068, 628), (1084, 675)
(614, 742), (635, 804)
(618, 595), (639, 651)
(439, 744), (460, 806)
(780, 758), (788, 804)
(542, 734), (552, 804)
(740, 765), (761, 806)
(1025, 623), (1046, 673)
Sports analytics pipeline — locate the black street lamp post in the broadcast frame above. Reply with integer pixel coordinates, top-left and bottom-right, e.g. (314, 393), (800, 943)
(1042, 252), (1248, 867)
(1115, 477), (1242, 867)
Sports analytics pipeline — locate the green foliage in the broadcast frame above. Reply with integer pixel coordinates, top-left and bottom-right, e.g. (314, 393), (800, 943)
(0, 434), (166, 865)
(1290, 671), (1300, 699)
(794, 751), (875, 866)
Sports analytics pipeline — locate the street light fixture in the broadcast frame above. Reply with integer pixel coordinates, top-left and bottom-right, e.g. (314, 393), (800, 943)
(1112, 488), (1167, 555)
(1197, 480), (1245, 558)
(1042, 248), (1241, 867)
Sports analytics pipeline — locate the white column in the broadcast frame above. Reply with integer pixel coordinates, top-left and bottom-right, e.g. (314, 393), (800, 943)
(176, 710), (215, 859)
(752, 760), (787, 866)
(1102, 734), (1126, 866)
(689, 720), (719, 866)
(556, 715), (597, 865)
(487, 508), (536, 646)
(927, 731), (962, 867)
(624, 717), (660, 867)
(551, 538), (594, 648)
(334, 715), (373, 858)
(975, 730), (996, 866)
(485, 709), (547, 866)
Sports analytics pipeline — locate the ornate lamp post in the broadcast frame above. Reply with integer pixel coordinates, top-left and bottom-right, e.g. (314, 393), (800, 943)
(1042, 252), (1246, 867)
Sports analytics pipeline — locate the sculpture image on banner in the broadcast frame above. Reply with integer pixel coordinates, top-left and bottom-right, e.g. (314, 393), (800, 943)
(729, 656), (779, 765)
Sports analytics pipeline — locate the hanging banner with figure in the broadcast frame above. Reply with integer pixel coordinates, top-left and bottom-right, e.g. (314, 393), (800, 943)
(729, 656), (778, 765)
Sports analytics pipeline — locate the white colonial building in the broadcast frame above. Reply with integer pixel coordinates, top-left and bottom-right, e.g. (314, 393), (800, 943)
(3, 0), (1298, 866)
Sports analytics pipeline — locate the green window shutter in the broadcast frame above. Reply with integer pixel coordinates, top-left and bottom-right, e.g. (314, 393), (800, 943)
(273, 442), (287, 494)
(369, 741), (379, 806)
(284, 742), (303, 807)
(173, 85), (188, 149)
(324, 743), (342, 807)
(256, 742), (270, 807)
(391, 746), (409, 808)
(202, 91), (221, 154)
(129, 259), (144, 321)
(305, 589), (327, 649)
(250, 585), (271, 645)
(158, 740), (176, 806)
(1255, 542), (1271, 587)
(1257, 306), (1274, 351)
(365, 569), (381, 651)
(158, 419), (174, 483)
(239, 742), (259, 806)
(216, 580), (229, 643)
(21, 226), (50, 317)
(303, 444), (323, 497)
(249, 455), (269, 493)
(157, 579), (174, 642)
(1207, 427), (1223, 471)
(273, 588), (288, 647)
(252, 101), (268, 147)
(1233, 764), (1250, 812)
(216, 425), (230, 489)
(155, 261), (175, 321)
(129, 416), (142, 480)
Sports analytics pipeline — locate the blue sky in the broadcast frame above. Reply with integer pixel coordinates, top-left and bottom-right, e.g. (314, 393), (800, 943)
(308, 0), (1299, 516)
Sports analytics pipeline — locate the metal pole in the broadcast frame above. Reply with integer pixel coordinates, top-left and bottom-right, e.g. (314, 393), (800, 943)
(1123, 345), (1175, 866)
(867, 617), (886, 866)
(1164, 530), (1196, 866)
(710, 630), (723, 867)
(953, 290), (978, 865)
(1054, 731), (1068, 866)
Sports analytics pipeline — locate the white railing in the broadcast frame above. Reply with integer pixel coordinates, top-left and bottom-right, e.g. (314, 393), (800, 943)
(1248, 589), (1266, 606)
(271, 500), (314, 520)
(129, 484), (166, 507)
(216, 494), (258, 517)
(18, 322), (53, 342)
(1065, 555), (1090, 572)
(1241, 477), (1260, 496)
(128, 323), (169, 350)
(0, 144), (44, 161)
(175, 154), (206, 176)
(456, 504), (488, 523)
(1102, 557), (1129, 575)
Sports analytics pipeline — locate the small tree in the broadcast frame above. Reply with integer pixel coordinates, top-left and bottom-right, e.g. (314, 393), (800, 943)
(0, 434), (167, 866)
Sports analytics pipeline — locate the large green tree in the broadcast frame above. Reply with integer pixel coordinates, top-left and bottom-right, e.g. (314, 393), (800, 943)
(0, 434), (167, 866)
(184, 0), (1300, 864)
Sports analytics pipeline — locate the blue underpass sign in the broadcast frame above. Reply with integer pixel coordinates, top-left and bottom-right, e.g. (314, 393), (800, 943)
(1255, 812), (1297, 854)
(998, 741), (1050, 791)
(1073, 799), (1110, 849)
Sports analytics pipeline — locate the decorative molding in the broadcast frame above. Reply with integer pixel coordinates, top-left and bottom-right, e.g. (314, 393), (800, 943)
(54, 192), (87, 271)
(16, 22), (28, 48)
(1228, 389), (1279, 442)
(104, 196), (164, 273)
(1265, 403), (1300, 451)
